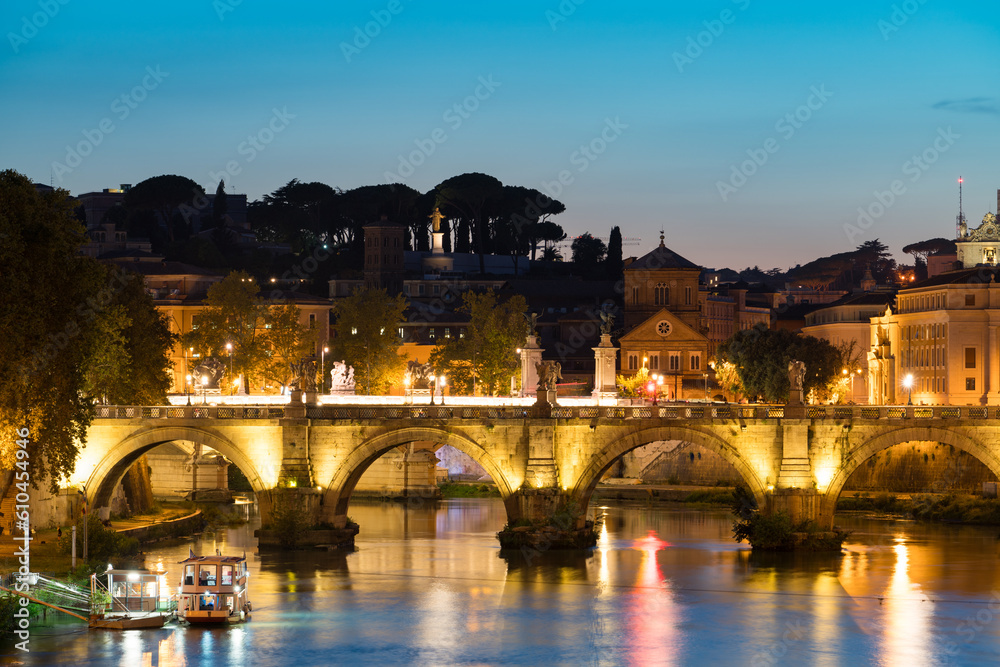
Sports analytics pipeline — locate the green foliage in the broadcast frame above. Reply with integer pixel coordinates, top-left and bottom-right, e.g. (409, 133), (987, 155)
(616, 367), (649, 398)
(717, 323), (841, 403)
(439, 483), (500, 498)
(684, 489), (736, 505)
(571, 232), (607, 275)
(268, 494), (311, 548)
(182, 271), (269, 392)
(0, 594), (24, 634)
(605, 226), (624, 278)
(84, 267), (175, 405)
(0, 170), (107, 486)
(58, 515), (141, 569)
(123, 175), (206, 244)
(262, 303), (316, 392)
(228, 465), (253, 492)
(331, 288), (406, 395)
(910, 494), (1000, 524)
(430, 290), (527, 396)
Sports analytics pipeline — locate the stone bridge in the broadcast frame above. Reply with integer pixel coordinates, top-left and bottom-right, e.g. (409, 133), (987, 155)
(74, 402), (1000, 544)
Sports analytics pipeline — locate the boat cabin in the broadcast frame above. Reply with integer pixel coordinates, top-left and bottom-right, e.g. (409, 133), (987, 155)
(177, 552), (250, 624)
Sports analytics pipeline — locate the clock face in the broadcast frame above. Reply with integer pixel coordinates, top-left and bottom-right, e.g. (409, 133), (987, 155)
(656, 320), (673, 337)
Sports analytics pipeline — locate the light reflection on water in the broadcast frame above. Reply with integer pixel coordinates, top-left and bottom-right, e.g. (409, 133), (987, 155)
(5, 500), (1000, 666)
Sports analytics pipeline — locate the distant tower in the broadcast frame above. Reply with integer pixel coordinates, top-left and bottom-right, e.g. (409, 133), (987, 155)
(860, 266), (876, 292)
(363, 217), (405, 295)
(957, 176), (967, 239)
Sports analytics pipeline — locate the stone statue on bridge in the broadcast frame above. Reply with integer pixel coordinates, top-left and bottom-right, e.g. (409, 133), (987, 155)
(404, 361), (432, 391)
(330, 360), (356, 394)
(787, 359), (806, 406)
(289, 358), (317, 393)
(535, 361), (562, 392)
(192, 358), (226, 391)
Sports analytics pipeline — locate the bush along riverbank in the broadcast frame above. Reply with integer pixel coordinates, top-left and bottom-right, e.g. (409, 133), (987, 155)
(731, 486), (848, 552)
(838, 492), (1000, 525)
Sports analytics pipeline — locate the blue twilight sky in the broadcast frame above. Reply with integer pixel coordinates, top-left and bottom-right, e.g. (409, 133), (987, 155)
(1, 0), (998, 270)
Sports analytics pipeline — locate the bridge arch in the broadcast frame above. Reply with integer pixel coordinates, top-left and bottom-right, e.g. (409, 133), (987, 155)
(570, 426), (770, 511)
(823, 426), (1000, 520)
(86, 426), (269, 508)
(323, 426), (517, 520)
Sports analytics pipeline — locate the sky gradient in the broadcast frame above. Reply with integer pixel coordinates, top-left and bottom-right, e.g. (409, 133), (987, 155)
(2, 0), (998, 270)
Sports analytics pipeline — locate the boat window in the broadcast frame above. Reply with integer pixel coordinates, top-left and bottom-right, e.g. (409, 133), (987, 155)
(128, 582), (142, 597)
(185, 565), (195, 585)
(198, 565), (217, 586)
(144, 581), (158, 598)
(112, 581), (127, 597)
(200, 594), (216, 610)
(222, 565), (233, 586)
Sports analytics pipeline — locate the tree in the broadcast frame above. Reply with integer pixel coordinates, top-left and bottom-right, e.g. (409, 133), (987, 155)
(123, 175), (206, 244)
(0, 170), (106, 486)
(262, 304), (317, 392)
(211, 179), (228, 230)
(81, 268), (175, 405)
(182, 271), (269, 393)
(430, 291), (528, 396)
(571, 233), (607, 275)
(717, 324), (841, 403)
(533, 220), (567, 261)
(605, 226), (624, 278)
(330, 288), (406, 395)
(435, 173), (504, 273)
(902, 238), (957, 263)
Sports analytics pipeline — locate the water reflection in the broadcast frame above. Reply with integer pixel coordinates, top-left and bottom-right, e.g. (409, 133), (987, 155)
(7, 502), (1000, 665)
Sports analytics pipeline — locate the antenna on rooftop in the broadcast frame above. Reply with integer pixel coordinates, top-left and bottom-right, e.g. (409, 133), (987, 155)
(957, 176), (967, 238)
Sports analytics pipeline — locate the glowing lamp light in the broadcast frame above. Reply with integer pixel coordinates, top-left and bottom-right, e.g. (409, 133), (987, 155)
(127, 572), (140, 582)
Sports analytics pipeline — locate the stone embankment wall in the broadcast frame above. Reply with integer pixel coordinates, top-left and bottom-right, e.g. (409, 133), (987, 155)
(842, 442), (996, 493)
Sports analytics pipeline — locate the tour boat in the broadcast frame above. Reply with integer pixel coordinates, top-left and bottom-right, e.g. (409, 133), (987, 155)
(177, 549), (252, 624)
(89, 569), (170, 629)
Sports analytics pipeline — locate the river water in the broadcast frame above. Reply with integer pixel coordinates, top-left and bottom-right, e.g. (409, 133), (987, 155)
(5, 499), (1000, 666)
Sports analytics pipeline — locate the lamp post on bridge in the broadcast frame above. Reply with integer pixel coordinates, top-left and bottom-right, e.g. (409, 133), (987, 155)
(903, 373), (914, 406)
(185, 374), (192, 406)
(201, 375), (209, 405)
(321, 346), (329, 394)
(429, 375), (437, 406)
(225, 342), (233, 396)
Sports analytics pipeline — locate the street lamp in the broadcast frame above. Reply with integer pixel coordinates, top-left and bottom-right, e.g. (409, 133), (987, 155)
(185, 374), (192, 406)
(439, 376), (447, 406)
(321, 346), (329, 394)
(201, 375), (209, 405)
(404, 375), (411, 405)
(225, 343), (233, 395)
(429, 375), (437, 405)
(903, 373), (914, 406)
(703, 372), (709, 401)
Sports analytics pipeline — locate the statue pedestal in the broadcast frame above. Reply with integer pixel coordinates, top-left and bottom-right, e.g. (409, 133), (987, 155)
(520, 335), (543, 397)
(592, 333), (618, 400)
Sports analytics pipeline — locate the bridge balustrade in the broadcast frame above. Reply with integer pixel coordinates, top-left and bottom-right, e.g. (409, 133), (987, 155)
(92, 404), (993, 422)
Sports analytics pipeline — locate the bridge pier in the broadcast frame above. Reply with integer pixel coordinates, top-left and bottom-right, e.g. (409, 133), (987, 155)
(498, 486), (598, 551)
(256, 487), (358, 550)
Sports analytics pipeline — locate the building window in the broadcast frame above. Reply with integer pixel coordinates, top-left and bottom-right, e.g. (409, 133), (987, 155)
(668, 353), (681, 371)
(418, 284), (425, 295)
(459, 328), (466, 339)
(965, 347), (976, 369)
(967, 378), (976, 391)
(654, 283), (669, 306)
(309, 314), (316, 329)
(632, 287), (639, 304)
(649, 354), (659, 370)
(966, 294), (975, 307)
(628, 354), (638, 370)
(685, 286), (692, 305)
(433, 285), (440, 295)
(690, 353), (701, 371)
(444, 327), (451, 339)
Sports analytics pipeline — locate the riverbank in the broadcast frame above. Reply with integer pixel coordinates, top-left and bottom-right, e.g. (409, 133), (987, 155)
(0, 501), (243, 576)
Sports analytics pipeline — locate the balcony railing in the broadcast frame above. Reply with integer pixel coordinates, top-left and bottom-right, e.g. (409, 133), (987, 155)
(91, 404), (992, 422)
